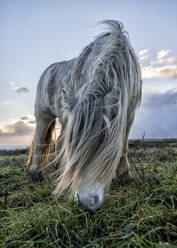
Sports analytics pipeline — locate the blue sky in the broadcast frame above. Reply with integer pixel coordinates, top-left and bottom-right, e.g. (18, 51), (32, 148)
(0, 0), (177, 145)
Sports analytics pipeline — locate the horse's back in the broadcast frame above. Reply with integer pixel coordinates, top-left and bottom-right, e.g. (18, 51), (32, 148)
(34, 59), (75, 120)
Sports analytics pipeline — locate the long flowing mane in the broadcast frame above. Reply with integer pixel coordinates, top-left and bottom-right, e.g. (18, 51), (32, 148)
(53, 20), (142, 198)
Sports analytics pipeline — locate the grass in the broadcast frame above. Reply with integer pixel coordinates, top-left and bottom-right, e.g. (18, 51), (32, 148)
(0, 143), (177, 247)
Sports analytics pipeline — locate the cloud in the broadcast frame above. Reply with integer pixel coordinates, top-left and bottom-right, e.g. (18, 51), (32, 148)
(10, 82), (30, 94)
(151, 57), (177, 65)
(0, 121), (34, 137)
(14, 87), (29, 93)
(138, 49), (149, 61)
(131, 89), (177, 138)
(10, 81), (15, 86)
(28, 120), (36, 124)
(0, 115), (61, 146)
(140, 49), (177, 79)
(20, 116), (29, 120)
(139, 49), (148, 56)
(142, 64), (177, 79)
(157, 49), (170, 59)
(139, 55), (149, 61)
(0, 118), (35, 146)
(151, 51), (177, 65)
(20, 115), (35, 123)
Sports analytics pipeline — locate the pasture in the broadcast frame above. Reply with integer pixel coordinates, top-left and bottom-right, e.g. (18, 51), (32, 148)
(0, 140), (177, 247)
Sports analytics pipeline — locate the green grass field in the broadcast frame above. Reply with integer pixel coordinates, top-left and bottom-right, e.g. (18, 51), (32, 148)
(0, 141), (177, 247)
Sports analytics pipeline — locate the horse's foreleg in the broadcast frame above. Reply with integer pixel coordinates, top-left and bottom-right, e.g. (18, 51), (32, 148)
(29, 114), (54, 181)
(116, 112), (135, 185)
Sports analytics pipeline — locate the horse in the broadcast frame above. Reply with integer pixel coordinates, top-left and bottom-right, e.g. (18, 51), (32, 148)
(27, 20), (142, 211)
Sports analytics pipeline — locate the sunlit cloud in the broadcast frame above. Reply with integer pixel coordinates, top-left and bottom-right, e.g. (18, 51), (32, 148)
(157, 49), (170, 59)
(20, 115), (35, 121)
(0, 121), (34, 136)
(138, 49), (149, 61)
(151, 56), (177, 65)
(20, 115), (36, 126)
(138, 49), (148, 56)
(151, 49), (177, 65)
(142, 64), (177, 79)
(141, 49), (177, 79)
(0, 117), (35, 146)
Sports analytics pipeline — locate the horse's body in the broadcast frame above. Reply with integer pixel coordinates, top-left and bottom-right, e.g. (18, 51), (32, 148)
(28, 20), (142, 211)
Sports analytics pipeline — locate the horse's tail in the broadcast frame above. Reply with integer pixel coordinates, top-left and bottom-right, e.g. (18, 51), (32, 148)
(54, 20), (142, 198)
(26, 119), (56, 169)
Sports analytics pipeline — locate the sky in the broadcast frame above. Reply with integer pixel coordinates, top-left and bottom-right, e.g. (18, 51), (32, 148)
(0, 0), (177, 146)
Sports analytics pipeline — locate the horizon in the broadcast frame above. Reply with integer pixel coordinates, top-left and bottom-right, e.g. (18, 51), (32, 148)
(1, 0), (177, 146)
(1, 138), (177, 150)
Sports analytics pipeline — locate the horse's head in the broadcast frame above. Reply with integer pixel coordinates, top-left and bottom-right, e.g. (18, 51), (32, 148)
(76, 173), (105, 211)
(55, 92), (113, 211)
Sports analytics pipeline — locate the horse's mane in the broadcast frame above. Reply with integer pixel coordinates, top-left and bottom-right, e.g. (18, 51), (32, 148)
(53, 20), (142, 198)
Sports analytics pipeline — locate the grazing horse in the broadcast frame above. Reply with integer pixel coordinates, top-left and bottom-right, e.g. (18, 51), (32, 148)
(27, 20), (142, 211)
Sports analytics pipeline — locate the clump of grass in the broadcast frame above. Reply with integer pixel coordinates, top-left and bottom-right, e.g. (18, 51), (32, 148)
(0, 145), (177, 247)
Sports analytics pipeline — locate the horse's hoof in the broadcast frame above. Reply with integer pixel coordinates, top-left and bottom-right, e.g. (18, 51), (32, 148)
(28, 170), (44, 182)
(116, 173), (136, 185)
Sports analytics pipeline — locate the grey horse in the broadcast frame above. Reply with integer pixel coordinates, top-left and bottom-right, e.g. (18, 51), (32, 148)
(27, 20), (142, 211)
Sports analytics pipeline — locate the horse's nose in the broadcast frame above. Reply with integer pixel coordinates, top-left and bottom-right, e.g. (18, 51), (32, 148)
(79, 193), (103, 211)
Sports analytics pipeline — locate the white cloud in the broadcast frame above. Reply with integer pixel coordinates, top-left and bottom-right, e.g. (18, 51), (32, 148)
(140, 48), (177, 79)
(142, 64), (177, 79)
(10, 81), (15, 86)
(138, 49), (149, 61)
(151, 56), (177, 65)
(139, 55), (149, 61)
(157, 49), (170, 59)
(138, 49), (148, 56)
